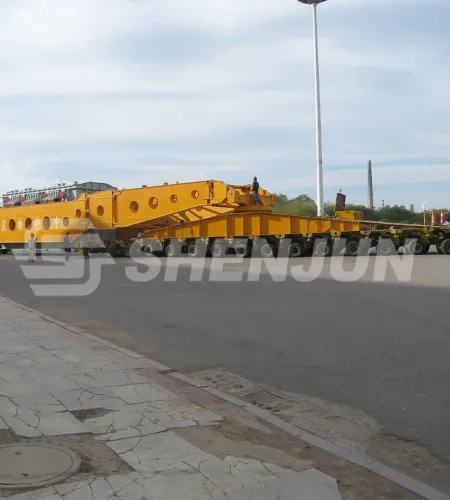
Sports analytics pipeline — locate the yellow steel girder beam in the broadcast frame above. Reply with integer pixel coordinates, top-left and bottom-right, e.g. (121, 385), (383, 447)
(0, 180), (276, 245)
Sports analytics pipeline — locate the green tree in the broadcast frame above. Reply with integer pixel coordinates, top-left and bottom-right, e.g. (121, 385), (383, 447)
(273, 193), (422, 224)
(274, 193), (317, 216)
(273, 193), (289, 205)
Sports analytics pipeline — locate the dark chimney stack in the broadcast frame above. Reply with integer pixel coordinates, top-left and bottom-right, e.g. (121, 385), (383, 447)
(368, 160), (374, 209)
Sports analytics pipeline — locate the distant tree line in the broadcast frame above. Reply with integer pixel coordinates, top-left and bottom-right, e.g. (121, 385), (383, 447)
(274, 194), (424, 224)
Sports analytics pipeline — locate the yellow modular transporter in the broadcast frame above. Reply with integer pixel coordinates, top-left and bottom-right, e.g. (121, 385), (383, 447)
(141, 196), (450, 257)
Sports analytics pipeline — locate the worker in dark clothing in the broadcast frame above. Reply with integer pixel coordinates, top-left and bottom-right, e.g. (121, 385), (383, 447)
(63, 232), (71, 261)
(252, 176), (260, 205)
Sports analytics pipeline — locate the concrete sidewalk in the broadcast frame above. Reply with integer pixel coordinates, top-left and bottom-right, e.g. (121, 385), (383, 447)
(0, 296), (433, 500)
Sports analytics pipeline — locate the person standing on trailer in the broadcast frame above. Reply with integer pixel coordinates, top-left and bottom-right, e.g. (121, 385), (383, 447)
(252, 176), (260, 205)
(63, 232), (71, 261)
(28, 233), (36, 262)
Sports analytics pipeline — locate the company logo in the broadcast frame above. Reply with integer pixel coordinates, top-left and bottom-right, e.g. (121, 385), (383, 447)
(12, 231), (418, 297)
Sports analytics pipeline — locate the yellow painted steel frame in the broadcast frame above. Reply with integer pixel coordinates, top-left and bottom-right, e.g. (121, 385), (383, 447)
(0, 201), (89, 247)
(335, 210), (364, 220)
(145, 212), (368, 241)
(0, 180), (276, 246)
(87, 180), (274, 230)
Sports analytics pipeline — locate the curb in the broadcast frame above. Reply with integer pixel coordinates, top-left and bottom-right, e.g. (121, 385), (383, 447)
(2, 296), (449, 500)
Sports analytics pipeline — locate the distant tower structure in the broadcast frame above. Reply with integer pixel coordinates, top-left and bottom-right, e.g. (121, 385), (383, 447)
(410, 204), (415, 212)
(368, 160), (374, 209)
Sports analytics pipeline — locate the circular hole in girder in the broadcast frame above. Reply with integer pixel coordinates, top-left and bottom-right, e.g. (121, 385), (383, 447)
(191, 190), (199, 199)
(75, 209), (82, 218)
(97, 205), (104, 216)
(43, 217), (50, 230)
(9, 219), (15, 231)
(170, 194), (177, 203)
(63, 217), (70, 227)
(25, 218), (32, 230)
(149, 197), (158, 209)
(130, 201), (139, 213)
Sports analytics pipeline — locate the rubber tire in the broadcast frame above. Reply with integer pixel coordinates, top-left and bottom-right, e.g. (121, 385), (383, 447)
(436, 243), (444, 255)
(345, 241), (359, 257)
(441, 239), (450, 255)
(187, 244), (200, 258)
(127, 243), (142, 258)
(406, 240), (425, 255)
(288, 243), (305, 258)
(211, 243), (226, 258)
(377, 240), (396, 256)
(165, 244), (177, 258)
(235, 243), (251, 258)
(315, 241), (332, 257)
(260, 243), (275, 258)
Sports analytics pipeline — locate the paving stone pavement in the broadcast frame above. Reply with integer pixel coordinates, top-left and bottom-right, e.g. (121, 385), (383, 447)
(0, 297), (343, 500)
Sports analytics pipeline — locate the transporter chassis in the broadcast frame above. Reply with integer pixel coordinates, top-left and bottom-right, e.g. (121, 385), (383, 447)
(3, 219), (448, 258)
(134, 212), (450, 258)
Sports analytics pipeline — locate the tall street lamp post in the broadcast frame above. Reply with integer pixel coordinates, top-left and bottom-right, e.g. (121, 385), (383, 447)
(297, 0), (327, 216)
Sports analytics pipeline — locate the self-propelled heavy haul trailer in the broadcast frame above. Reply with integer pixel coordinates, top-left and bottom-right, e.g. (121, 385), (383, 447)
(143, 207), (450, 258)
(1, 179), (450, 257)
(141, 190), (450, 257)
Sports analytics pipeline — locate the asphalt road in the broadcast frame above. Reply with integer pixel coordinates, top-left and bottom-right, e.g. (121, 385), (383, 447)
(1, 252), (450, 465)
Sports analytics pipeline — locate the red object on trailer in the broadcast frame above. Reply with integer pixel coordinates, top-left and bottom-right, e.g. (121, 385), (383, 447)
(431, 211), (438, 226)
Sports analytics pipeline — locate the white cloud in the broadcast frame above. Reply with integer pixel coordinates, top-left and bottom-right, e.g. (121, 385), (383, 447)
(0, 0), (449, 209)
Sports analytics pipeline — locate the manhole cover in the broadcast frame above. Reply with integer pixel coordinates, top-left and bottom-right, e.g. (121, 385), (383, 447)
(192, 368), (259, 396)
(0, 444), (81, 489)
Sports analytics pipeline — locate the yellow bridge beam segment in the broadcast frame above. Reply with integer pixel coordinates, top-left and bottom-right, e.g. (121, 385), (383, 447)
(0, 200), (89, 245)
(0, 180), (276, 245)
(88, 180), (276, 229)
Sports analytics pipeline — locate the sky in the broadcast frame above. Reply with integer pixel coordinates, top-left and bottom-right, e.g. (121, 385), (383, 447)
(0, 0), (449, 210)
